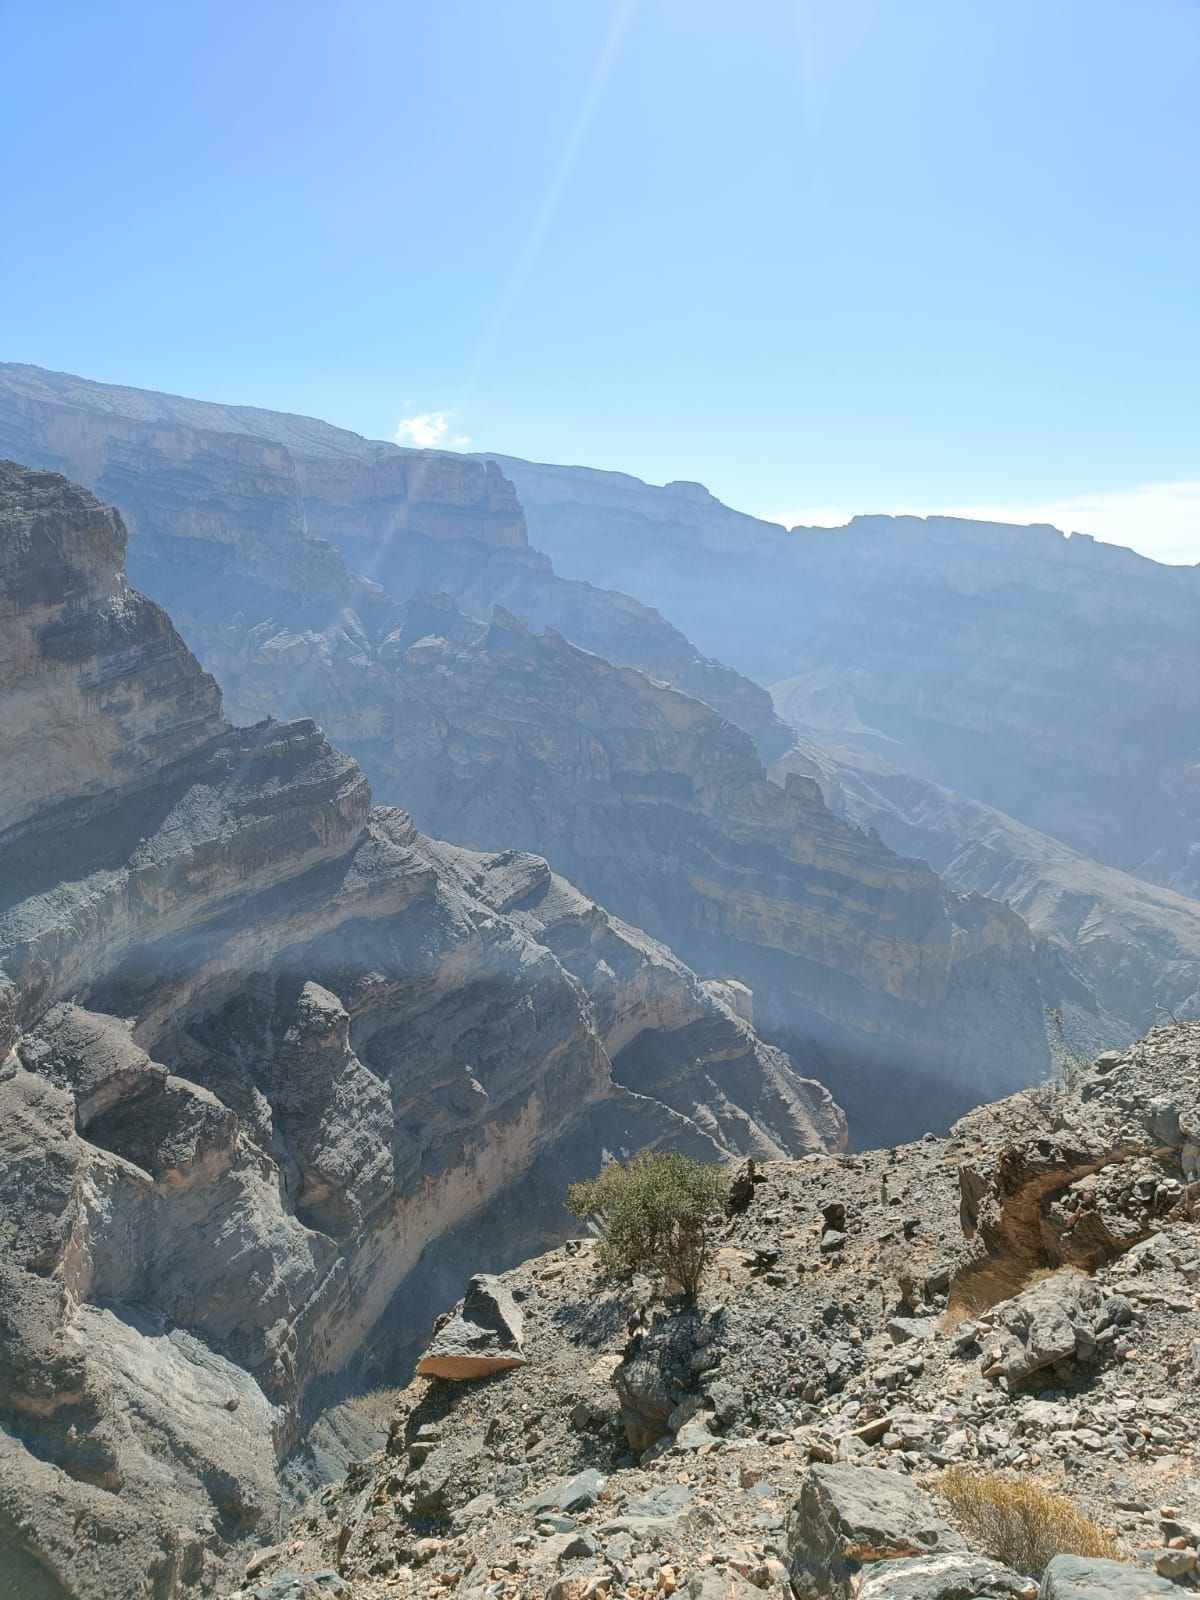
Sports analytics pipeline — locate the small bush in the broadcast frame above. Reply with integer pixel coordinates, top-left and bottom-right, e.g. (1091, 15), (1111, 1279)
(937, 1468), (1121, 1577)
(566, 1148), (730, 1302)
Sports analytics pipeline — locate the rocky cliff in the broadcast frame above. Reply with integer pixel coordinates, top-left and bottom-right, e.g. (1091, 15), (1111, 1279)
(270, 596), (1052, 1145)
(775, 740), (1200, 1043)
(0, 363), (791, 762)
(0, 462), (842, 1599)
(0, 367), (1060, 1145)
(483, 457), (1200, 901)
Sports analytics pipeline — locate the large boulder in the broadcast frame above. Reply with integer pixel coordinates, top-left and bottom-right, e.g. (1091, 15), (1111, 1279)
(858, 1554), (1035, 1600)
(415, 1275), (526, 1380)
(1039, 1556), (1178, 1600)
(787, 1464), (965, 1600)
(980, 1272), (1105, 1385)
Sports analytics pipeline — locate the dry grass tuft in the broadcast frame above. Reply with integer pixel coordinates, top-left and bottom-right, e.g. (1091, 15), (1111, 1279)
(344, 1384), (406, 1425)
(937, 1468), (1122, 1577)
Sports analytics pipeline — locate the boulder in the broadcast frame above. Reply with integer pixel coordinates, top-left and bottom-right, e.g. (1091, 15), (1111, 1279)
(416, 1274), (526, 1380)
(787, 1464), (965, 1600)
(857, 1554), (1034, 1600)
(1039, 1555), (1179, 1600)
(522, 1469), (606, 1515)
(613, 1314), (699, 1451)
(980, 1271), (1103, 1385)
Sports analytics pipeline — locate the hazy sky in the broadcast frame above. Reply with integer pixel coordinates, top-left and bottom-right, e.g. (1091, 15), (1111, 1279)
(3, 0), (1198, 561)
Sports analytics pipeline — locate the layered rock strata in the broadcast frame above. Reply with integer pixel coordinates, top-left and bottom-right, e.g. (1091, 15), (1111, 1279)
(480, 455), (1200, 899)
(0, 363), (790, 761)
(0, 462), (842, 1598)
(279, 598), (1052, 1143)
(0, 367), (1058, 1141)
(775, 739), (1200, 1040)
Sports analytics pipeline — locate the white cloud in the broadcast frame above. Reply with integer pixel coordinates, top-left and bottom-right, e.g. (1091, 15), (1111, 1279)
(394, 412), (449, 449)
(452, 434), (471, 447)
(767, 479), (1200, 567)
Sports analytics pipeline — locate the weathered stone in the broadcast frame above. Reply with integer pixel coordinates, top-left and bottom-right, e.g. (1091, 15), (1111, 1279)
(787, 1464), (965, 1600)
(980, 1272), (1103, 1385)
(522, 1470), (607, 1516)
(416, 1275), (527, 1380)
(857, 1553), (1034, 1600)
(1039, 1555), (1179, 1600)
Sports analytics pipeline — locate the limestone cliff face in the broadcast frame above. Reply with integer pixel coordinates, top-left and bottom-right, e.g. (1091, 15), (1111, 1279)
(0, 464), (841, 1599)
(480, 456), (1200, 901)
(0, 362), (790, 761)
(0, 463), (225, 834)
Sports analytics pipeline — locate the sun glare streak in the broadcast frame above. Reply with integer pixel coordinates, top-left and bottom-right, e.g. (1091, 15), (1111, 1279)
(454, 0), (637, 405)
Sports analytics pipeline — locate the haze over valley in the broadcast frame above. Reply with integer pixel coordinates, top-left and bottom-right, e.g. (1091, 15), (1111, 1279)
(2, 4), (1199, 1595)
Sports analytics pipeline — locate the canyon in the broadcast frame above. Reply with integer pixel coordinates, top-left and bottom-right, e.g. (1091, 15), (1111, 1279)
(0, 461), (840, 1597)
(2, 364), (1198, 1598)
(0, 365), (1059, 1137)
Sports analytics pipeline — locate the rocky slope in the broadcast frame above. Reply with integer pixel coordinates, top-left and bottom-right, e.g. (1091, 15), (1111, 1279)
(483, 458), (1200, 901)
(237, 1023), (1200, 1600)
(774, 741), (1200, 1042)
(0, 462), (843, 1600)
(0, 363), (791, 762)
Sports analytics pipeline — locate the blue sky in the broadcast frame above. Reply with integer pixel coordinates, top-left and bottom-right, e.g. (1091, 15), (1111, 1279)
(3, 0), (1199, 559)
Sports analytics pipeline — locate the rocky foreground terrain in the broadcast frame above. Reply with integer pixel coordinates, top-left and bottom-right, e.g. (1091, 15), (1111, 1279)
(228, 1026), (1200, 1600)
(0, 461), (843, 1599)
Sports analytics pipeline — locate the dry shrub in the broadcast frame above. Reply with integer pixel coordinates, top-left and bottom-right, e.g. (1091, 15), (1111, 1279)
(937, 1468), (1121, 1577)
(344, 1384), (406, 1425)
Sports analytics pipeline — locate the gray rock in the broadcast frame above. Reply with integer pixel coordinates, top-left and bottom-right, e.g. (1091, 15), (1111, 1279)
(601, 1483), (693, 1535)
(559, 1533), (600, 1561)
(687, 1571), (767, 1599)
(522, 1469), (607, 1515)
(887, 1317), (941, 1344)
(706, 1378), (745, 1429)
(1039, 1555), (1179, 1600)
(416, 1274), (526, 1380)
(787, 1464), (965, 1600)
(857, 1553), (1034, 1600)
(981, 1272), (1103, 1385)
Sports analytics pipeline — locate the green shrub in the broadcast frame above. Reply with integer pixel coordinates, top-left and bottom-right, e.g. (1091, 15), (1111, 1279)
(566, 1148), (730, 1302)
(937, 1468), (1122, 1577)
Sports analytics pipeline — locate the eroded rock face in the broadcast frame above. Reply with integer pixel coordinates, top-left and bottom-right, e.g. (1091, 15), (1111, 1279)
(0, 463), (842, 1596)
(0, 362), (790, 762)
(310, 602), (1050, 1142)
(0, 369), (1057, 1140)
(775, 739), (1200, 1043)
(482, 457), (1200, 900)
(0, 459), (224, 833)
(787, 1464), (966, 1599)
